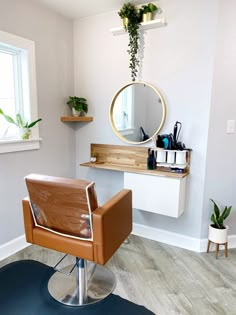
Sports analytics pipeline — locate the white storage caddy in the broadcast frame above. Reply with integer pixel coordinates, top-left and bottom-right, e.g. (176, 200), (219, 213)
(154, 148), (188, 170)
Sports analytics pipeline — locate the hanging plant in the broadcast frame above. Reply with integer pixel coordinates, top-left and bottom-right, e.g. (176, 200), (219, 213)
(118, 3), (141, 81)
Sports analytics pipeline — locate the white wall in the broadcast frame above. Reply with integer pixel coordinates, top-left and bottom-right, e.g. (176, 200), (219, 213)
(0, 0), (75, 245)
(74, 0), (219, 238)
(202, 0), (236, 237)
(1, 0), (234, 251)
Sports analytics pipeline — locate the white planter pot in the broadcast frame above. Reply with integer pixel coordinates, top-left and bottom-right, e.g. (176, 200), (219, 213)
(208, 224), (228, 244)
(72, 108), (81, 117)
(19, 128), (31, 140)
(90, 157), (97, 163)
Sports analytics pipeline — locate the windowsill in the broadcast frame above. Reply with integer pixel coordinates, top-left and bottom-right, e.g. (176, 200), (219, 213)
(118, 128), (135, 136)
(0, 138), (42, 154)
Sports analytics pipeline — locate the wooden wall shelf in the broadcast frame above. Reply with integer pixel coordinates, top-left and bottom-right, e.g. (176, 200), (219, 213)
(60, 116), (93, 122)
(81, 161), (188, 179)
(80, 143), (190, 179)
(110, 18), (167, 36)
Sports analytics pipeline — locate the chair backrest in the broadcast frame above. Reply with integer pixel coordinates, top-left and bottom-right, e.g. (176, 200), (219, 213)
(25, 174), (98, 240)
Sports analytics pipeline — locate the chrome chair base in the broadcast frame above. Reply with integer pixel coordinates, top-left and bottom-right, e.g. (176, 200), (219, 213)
(48, 260), (116, 306)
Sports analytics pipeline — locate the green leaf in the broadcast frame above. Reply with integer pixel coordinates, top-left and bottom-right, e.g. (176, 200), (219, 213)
(210, 199), (220, 219)
(16, 113), (25, 128)
(222, 206), (232, 220)
(211, 213), (220, 228)
(27, 118), (42, 129)
(218, 214), (224, 228)
(0, 108), (16, 125)
(148, 3), (157, 12)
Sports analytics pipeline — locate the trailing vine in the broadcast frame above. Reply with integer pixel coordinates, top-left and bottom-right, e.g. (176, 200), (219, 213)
(118, 3), (141, 81)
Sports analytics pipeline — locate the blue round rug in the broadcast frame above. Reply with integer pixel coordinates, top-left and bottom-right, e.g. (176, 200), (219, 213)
(0, 260), (155, 315)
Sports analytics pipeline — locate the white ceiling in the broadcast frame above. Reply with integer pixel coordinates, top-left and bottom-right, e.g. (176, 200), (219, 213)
(33, 0), (150, 20)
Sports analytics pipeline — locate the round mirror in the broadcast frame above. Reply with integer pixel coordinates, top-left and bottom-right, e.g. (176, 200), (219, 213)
(109, 82), (166, 144)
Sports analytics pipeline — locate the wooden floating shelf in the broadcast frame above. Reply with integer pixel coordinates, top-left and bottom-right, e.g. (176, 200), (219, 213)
(80, 162), (189, 179)
(110, 18), (167, 36)
(60, 116), (93, 122)
(80, 144), (190, 179)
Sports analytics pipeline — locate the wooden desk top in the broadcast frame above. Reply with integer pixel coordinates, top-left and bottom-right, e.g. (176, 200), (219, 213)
(80, 143), (190, 179)
(80, 161), (189, 178)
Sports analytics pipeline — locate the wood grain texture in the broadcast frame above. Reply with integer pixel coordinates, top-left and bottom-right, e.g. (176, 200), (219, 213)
(60, 116), (93, 122)
(80, 143), (190, 178)
(25, 175), (98, 238)
(1, 235), (236, 315)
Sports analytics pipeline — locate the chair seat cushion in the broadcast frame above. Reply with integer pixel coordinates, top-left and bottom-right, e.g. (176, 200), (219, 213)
(33, 227), (94, 261)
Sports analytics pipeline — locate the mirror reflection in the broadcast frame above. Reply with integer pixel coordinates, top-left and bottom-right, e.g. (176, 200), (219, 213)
(110, 82), (166, 144)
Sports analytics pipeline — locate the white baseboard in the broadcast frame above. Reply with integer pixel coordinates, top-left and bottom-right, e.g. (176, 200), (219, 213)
(0, 235), (29, 261)
(1, 228), (235, 261)
(132, 223), (236, 253)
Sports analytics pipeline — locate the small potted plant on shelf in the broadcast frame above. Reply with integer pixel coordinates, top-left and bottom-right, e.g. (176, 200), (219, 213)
(208, 199), (232, 244)
(90, 151), (97, 163)
(118, 2), (141, 81)
(118, 2), (141, 27)
(140, 3), (158, 22)
(0, 108), (42, 140)
(67, 96), (88, 117)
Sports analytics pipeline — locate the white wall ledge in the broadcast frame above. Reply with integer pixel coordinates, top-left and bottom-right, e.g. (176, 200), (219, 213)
(0, 138), (42, 154)
(110, 17), (167, 36)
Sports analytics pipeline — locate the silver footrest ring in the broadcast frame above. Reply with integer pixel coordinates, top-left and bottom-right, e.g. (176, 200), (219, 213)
(48, 261), (116, 306)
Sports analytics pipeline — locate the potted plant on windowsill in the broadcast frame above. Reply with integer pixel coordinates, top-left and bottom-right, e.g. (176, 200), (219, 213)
(67, 96), (88, 117)
(208, 199), (232, 244)
(140, 3), (158, 22)
(0, 108), (42, 140)
(118, 2), (141, 81)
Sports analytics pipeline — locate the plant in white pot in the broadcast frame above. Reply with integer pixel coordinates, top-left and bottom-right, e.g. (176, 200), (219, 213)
(208, 199), (232, 245)
(0, 108), (42, 140)
(90, 151), (97, 163)
(67, 96), (88, 117)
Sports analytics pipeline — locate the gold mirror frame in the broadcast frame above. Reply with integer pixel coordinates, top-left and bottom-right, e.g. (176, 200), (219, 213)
(109, 81), (166, 144)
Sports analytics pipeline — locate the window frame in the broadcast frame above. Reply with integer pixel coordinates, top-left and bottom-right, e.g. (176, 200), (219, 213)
(0, 30), (41, 154)
(114, 86), (134, 133)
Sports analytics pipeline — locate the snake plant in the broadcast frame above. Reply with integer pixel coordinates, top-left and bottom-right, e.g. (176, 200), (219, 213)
(210, 199), (232, 229)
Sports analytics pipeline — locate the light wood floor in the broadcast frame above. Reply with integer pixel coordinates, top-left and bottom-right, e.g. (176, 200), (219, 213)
(1, 235), (236, 315)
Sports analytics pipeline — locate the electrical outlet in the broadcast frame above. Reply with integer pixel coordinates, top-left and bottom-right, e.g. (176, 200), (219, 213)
(227, 120), (235, 134)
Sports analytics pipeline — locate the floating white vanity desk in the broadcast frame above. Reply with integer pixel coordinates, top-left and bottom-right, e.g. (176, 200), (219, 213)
(81, 144), (190, 218)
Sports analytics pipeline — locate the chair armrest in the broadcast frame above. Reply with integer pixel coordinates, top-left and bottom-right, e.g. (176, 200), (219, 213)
(92, 189), (132, 265)
(22, 197), (35, 243)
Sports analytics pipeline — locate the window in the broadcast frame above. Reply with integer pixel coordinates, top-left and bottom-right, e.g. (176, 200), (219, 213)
(113, 85), (134, 136)
(0, 30), (40, 153)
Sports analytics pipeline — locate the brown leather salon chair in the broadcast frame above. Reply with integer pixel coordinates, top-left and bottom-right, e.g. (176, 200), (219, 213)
(22, 174), (132, 306)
